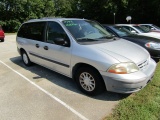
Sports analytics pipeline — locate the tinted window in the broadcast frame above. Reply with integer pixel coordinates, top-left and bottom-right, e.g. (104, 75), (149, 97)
(105, 28), (115, 36)
(112, 26), (132, 37)
(46, 21), (70, 46)
(17, 22), (46, 41)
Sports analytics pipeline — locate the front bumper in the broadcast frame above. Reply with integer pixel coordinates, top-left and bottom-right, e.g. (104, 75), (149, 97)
(147, 48), (160, 59)
(0, 36), (4, 40)
(100, 58), (157, 93)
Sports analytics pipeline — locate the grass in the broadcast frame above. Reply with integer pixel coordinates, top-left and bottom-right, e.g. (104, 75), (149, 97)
(105, 62), (160, 120)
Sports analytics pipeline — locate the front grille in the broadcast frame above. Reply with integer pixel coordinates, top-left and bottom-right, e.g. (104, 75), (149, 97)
(138, 58), (149, 71)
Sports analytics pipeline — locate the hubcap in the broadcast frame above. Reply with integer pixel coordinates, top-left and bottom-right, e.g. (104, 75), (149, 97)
(79, 72), (95, 91)
(23, 53), (28, 64)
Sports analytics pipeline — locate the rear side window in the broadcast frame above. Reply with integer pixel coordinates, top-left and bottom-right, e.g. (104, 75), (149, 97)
(17, 22), (46, 41)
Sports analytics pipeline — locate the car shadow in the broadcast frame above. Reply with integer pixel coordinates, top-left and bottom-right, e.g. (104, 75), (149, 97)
(10, 56), (130, 101)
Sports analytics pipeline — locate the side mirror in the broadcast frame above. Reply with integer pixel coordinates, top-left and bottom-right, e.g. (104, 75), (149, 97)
(131, 30), (136, 34)
(54, 38), (66, 45)
(151, 28), (155, 30)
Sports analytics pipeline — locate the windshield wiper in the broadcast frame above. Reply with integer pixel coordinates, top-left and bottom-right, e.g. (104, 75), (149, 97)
(77, 38), (99, 41)
(98, 36), (114, 39)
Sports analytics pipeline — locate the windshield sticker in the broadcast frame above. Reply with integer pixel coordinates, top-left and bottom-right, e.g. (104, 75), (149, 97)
(63, 20), (78, 26)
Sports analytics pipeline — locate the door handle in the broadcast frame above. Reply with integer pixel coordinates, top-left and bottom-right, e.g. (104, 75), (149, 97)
(44, 46), (48, 50)
(35, 44), (39, 48)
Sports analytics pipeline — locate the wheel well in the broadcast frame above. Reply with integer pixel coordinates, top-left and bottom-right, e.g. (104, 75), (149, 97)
(19, 48), (25, 55)
(72, 63), (96, 78)
(72, 63), (106, 90)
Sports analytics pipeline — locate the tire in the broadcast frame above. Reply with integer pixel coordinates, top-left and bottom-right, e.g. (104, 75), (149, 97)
(75, 67), (105, 96)
(0, 39), (4, 42)
(153, 58), (159, 63)
(21, 51), (32, 66)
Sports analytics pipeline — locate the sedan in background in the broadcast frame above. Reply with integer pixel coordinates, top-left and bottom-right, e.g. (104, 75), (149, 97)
(0, 25), (5, 42)
(140, 24), (160, 33)
(103, 25), (160, 62)
(116, 24), (160, 39)
(140, 24), (160, 31)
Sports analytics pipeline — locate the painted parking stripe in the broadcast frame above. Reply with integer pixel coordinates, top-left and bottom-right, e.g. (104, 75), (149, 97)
(0, 60), (88, 120)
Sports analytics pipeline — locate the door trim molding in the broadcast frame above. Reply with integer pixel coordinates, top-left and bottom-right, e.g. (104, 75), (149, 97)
(29, 52), (70, 68)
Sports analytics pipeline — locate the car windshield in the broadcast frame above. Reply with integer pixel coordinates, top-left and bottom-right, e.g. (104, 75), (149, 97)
(139, 25), (151, 32)
(133, 26), (148, 33)
(111, 26), (132, 37)
(62, 20), (113, 41)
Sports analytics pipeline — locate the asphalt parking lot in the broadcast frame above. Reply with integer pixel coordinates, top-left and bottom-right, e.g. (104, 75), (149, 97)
(0, 35), (126, 120)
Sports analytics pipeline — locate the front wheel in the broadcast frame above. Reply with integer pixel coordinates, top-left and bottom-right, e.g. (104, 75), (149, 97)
(22, 51), (32, 66)
(0, 39), (4, 42)
(75, 67), (105, 96)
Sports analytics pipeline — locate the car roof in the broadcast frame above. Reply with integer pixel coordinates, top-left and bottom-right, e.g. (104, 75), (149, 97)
(140, 24), (153, 25)
(26, 18), (86, 23)
(115, 24), (140, 26)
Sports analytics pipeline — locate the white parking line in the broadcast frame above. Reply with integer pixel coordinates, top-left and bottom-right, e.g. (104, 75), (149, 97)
(0, 60), (88, 120)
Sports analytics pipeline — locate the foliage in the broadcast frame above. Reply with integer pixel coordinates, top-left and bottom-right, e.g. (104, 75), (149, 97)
(0, 0), (55, 32)
(0, 0), (160, 32)
(5, 20), (21, 32)
(54, 0), (72, 17)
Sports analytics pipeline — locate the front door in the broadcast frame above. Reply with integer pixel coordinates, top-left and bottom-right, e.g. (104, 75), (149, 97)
(37, 21), (72, 77)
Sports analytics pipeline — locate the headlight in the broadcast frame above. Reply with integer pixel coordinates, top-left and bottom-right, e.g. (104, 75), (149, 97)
(107, 62), (139, 74)
(145, 42), (160, 50)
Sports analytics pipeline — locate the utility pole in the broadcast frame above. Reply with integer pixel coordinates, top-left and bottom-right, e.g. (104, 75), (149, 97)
(113, 13), (115, 24)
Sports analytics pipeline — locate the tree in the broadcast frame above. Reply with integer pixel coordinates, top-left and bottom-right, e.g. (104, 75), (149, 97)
(53, 0), (72, 17)
(1, 0), (160, 32)
(0, 0), (56, 32)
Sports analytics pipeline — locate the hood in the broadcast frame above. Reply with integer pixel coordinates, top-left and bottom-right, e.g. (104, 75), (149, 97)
(123, 35), (160, 43)
(91, 39), (149, 64)
(139, 32), (160, 39)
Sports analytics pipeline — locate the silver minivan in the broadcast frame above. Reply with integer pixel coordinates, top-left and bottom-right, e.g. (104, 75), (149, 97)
(16, 18), (156, 95)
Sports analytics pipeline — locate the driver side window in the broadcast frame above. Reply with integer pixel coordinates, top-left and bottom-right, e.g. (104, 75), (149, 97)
(46, 22), (70, 47)
(105, 28), (115, 36)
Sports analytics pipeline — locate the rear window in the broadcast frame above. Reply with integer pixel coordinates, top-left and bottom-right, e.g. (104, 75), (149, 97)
(17, 22), (46, 41)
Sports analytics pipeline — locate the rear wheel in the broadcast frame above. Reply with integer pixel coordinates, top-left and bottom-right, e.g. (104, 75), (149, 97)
(75, 67), (105, 96)
(21, 51), (32, 66)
